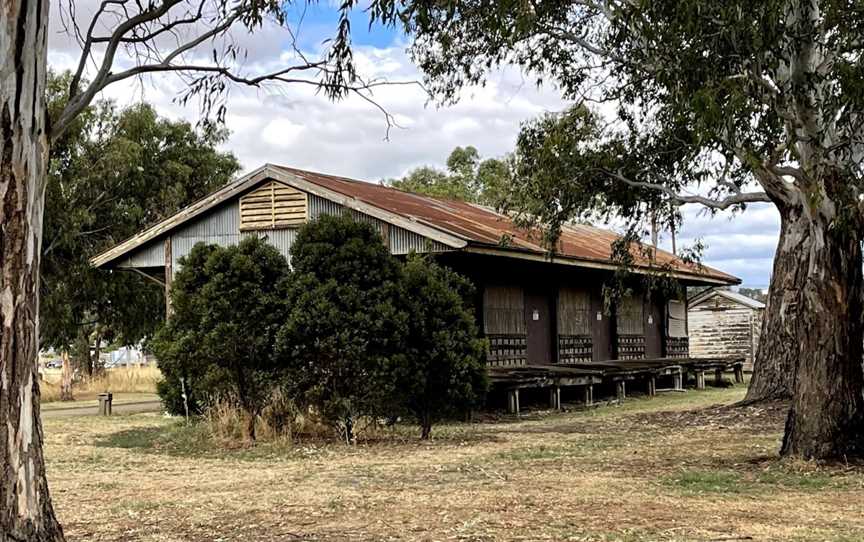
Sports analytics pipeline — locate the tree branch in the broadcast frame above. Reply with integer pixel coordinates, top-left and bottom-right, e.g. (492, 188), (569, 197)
(604, 169), (772, 210)
(55, 0), (186, 140)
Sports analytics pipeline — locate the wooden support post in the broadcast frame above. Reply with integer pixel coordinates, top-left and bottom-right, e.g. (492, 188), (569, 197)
(734, 365), (744, 384)
(695, 370), (706, 390)
(507, 389), (521, 414)
(616, 381), (626, 403)
(648, 376), (657, 398)
(548, 386), (561, 410)
(714, 368), (724, 386)
(164, 237), (173, 318)
(583, 384), (593, 407)
(673, 370), (683, 391)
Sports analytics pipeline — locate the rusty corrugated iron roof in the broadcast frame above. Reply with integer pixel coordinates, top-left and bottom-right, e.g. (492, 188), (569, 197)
(274, 165), (738, 284)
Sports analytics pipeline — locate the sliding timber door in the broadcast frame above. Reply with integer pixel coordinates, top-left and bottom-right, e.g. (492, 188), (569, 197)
(616, 293), (646, 359)
(525, 289), (553, 365)
(484, 286), (527, 366)
(557, 287), (593, 363)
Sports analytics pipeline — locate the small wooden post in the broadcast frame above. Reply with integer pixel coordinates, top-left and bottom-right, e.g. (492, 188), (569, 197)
(695, 371), (706, 390)
(549, 386), (561, 410)
(714, 368), (724, 386)
(616, 381), (626, 403)
(674, 370), (683, 391)
(647, 376), (657, 398)
(97, 392), (113, 416)
(507, 389), (521, 414)
(583, 384), (593, 407)
(734, 365), (744, 384)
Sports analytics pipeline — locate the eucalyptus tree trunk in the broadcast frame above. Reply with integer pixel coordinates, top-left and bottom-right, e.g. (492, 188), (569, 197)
(780, 207), (864, 459)
(761, 0), (864, 459)
(1, 0), (66, 538)
(744, 206), (808, 403)
(59, 351), (73, 402)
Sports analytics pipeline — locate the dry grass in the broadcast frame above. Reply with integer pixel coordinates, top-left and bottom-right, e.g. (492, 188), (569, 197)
(43, 385), (864, 542)
(40, 366), (161, 403)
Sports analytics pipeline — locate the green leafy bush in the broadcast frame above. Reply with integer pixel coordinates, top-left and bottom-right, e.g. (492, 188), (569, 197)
(156, 213), (488, 444)
(153, 237), (290, 440)
(276, 214), (406, 442)
(391, 255), (488, 439)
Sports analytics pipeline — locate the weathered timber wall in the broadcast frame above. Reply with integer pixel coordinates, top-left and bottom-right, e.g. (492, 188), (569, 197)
(689, 294), (763, 370)
(436, 253), (678, 365)
(116, 186), (452, 272)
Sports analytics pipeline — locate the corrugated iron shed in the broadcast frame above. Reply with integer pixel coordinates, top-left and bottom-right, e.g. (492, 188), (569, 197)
(275, 166), (737, 284)
(91, 164), (738, 285)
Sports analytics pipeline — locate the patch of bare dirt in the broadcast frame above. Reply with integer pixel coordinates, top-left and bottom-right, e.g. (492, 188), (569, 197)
(631, 400), (789, 434)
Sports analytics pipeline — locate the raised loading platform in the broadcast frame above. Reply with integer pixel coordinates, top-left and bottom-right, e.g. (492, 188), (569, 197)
(489, 357), (745, 413)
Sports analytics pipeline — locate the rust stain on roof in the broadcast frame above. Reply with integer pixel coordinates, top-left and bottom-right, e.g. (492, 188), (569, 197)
(275, 166), (738, 284)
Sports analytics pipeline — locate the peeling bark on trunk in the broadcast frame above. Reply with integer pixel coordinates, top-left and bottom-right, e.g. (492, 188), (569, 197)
(780, 218), (864, 459)
(59, 351), (72, 402)
(1, 0), (65, 538)
(744, 206), (808, 403)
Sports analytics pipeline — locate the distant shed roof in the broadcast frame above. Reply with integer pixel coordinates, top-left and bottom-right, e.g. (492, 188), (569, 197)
(689, 289), (766, 310)
(91, 164), (739, 285)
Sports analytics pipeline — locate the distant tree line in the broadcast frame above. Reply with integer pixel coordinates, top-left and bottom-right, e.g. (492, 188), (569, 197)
(42, 71), (240, 384)
(385, 146), (510, 208)
(153, 215), (488, 442)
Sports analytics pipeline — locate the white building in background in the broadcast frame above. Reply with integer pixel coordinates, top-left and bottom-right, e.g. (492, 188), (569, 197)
(688, 289), (765, 371)
(104, 346), (153, 368)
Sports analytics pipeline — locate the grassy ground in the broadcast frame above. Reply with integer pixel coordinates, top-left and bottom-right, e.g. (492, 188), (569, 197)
(44, 385), (864, 542)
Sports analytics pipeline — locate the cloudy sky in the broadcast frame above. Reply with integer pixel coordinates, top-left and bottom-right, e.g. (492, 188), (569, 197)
(47, 2), (778, 287)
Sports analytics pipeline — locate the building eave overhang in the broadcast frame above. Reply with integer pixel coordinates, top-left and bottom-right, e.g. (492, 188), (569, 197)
(462, 244), (740, 286)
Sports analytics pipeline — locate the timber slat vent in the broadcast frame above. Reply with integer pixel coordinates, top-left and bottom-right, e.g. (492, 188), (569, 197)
(240, 181), (307, 230)
(487, 335), (528, 366)
(558, 336), (593, 363)
(665, 336), (690, 357)
(617, 335), (646, 360)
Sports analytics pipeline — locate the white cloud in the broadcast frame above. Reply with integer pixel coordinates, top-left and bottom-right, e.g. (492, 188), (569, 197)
(260, 118), (305, 148)
(656, 203), (780, 287)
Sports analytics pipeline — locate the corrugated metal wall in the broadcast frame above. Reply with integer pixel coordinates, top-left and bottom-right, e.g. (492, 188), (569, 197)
(116, 241), (164, 268)
(308, 194), (451, 254)
(242, 229), (298, 264)
(117, 190), (453, 273)
(308, 194), (344, 219)
(171, 203), (243, 269)
(688, 294), (763, 369)
(389, 226), (450, 255)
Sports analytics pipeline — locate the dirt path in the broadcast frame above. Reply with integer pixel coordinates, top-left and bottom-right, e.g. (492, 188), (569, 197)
(41, 399), (162, 418)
